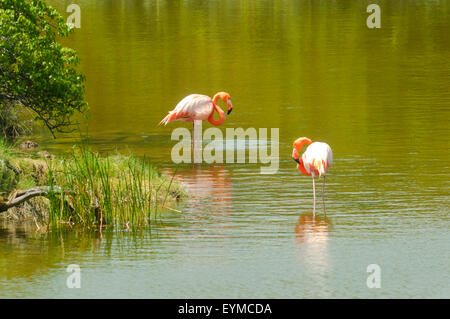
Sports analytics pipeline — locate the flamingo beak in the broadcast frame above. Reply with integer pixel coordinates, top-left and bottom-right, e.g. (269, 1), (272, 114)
(227, 100), (233, 115)
(292, 148), (300, 164)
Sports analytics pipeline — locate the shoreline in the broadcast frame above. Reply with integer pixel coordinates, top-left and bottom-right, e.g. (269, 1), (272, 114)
(0, 139), (186, 229)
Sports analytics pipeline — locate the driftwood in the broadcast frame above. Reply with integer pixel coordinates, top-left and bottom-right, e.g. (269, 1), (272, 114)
(0, 186), (69, 213)
(163, 205), (182, 213)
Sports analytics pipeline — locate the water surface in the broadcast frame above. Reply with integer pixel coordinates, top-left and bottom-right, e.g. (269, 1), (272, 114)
(0, 0), (449, 298)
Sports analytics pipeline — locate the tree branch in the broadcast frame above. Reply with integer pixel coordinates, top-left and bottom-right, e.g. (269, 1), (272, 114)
(0, 185), (71, 213)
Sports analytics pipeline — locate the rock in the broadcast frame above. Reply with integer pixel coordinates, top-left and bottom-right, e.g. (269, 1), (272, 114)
(0, 197), (49, 221)
(32, 160), (48, 183)
(37, 150), (54, 159)
(20, 140), (38, 149)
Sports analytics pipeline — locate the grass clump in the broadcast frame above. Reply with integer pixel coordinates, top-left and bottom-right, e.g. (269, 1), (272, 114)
(45, 145), (185, 228)
(0, 139), (50, 196)
(0, 139), (20, 195)
(0, 140), (186, 228)
(0, 102), (31, 141)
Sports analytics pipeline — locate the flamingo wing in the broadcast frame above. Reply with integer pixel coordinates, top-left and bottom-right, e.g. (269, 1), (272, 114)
(159, 94), (213, 125)
(302, 142), (333, 176)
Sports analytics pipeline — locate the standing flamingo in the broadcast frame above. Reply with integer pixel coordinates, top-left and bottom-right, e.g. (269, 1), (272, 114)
(159, 92), (233, 154)
(292, 137), (333, 216)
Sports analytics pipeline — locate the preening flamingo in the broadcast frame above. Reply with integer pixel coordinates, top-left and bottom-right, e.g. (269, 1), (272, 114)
(292, 137), (333, 216)
(159, 92), (233, 151)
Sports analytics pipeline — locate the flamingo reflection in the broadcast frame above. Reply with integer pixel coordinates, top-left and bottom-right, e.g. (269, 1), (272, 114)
(162, 165), (233, 258)
(164, 165), (233, 216)
(294, 213), (331, 292)
(294, 214), (330, 245)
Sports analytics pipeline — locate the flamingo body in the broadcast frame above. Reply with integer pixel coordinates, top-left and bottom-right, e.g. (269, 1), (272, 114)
(292, 137), (333, 216)
(159, 92), (232, 126)
(301, 142), (333, 177)
(160, 94), (214, 124)
(160, 92), (233, 159)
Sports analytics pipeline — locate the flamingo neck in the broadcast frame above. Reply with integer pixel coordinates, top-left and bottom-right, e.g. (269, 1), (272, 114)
(293, 138), (312, 153)
(293, 137), (313, 176)
(297, 160), (311, 176)
(208, 94), (226, 126)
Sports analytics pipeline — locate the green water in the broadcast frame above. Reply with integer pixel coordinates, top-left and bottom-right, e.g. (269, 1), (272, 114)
(1, 0), (449, 298)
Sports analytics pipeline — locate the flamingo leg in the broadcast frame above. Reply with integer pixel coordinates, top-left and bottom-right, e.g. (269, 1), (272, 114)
(312, 173), (316, 217)
(193, 120), (202, 164)
(192, 122), (195, 156)
(322, 175), (326, 217)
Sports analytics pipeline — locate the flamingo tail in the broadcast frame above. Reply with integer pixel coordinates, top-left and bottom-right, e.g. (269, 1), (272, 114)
(159, 112), (177, 126)
(314, 159), (327, 177)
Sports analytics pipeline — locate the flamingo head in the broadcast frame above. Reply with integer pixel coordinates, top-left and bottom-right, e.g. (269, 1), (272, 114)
(215, 92), (233, 115)
(292, 148), (301, 164)
(292, 137), (312, 164)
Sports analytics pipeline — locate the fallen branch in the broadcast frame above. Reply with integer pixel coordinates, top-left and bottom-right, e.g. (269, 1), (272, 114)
(0, 185), (70, 213)
(163, 205), (182, 213)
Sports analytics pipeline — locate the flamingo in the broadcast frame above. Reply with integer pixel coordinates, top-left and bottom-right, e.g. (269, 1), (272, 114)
(159, 92), (233, 154)
(292, 137), (333, 216)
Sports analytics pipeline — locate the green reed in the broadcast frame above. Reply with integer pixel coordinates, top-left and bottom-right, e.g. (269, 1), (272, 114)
(45, 145), (183, 228)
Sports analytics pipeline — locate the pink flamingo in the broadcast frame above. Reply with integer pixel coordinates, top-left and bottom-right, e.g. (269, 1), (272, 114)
(292, 137), (333, 216)
(159, 92), (233, 148)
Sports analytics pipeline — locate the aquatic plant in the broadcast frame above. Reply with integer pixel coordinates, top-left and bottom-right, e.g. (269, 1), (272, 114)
(0, 139), (185, 228)
(44, 145), (184, 228)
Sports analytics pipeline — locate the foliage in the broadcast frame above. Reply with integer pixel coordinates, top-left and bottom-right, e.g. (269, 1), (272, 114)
(0, 100), (30, 139)
(45, 146), (184, 227)
(0, 0), (87, 137)
(0, 158), (17, 195)
(0, 138), (186, 227)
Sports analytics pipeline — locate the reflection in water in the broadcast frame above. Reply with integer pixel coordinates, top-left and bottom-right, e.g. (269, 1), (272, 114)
(161, 165), (234, 252)
(0, 221), (98, 280)
(0, 222), (159, 282)
(165, 165), (233, 216)
(294, 214), (331, 293)
(294, 214), (330, 245)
